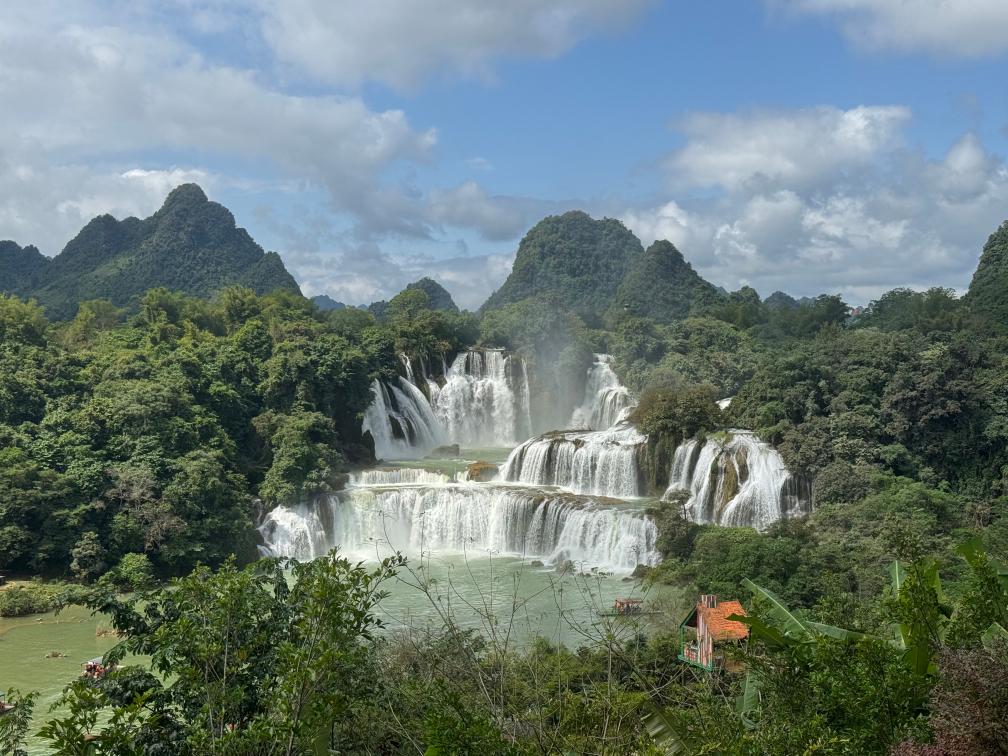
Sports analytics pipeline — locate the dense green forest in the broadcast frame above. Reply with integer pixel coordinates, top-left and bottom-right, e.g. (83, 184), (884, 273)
(2, 199), (1008, 754)
(0, 285), (476, 580)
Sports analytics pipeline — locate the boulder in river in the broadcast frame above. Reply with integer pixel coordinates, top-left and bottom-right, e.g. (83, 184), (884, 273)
(466, 461), (498, 481)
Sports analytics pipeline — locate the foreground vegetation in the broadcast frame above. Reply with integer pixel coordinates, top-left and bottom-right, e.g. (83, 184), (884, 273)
(1, 537), (1005, 754)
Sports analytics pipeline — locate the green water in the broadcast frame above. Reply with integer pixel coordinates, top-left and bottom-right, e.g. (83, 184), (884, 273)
(375, 553), (682, 647)
(0, 604), (120, 754)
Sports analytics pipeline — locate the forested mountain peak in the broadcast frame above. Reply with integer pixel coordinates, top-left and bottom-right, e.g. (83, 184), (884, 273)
(965, 219), (1008, 323)
(610, 239), (723, 323)
(312, 294), (347, 311)
(405, 277), (458, 312)
(481, 210), (644, 319)
(764, 291), (800, 310)
(0, 239), (50, 296)
(1, 183), (301, 319)
(160, 182), (209, 209)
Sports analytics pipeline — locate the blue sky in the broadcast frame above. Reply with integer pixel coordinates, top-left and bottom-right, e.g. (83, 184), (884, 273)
(2, 1), (1008, 308)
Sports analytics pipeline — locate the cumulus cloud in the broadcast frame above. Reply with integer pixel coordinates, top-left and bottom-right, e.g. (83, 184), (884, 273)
(776, 0), (1008, 57)
(0, 0), (604, 289)
(624, 108), (1008, 303)
(0, 2), (439, 252)
(427, 182), (572, 242)
(666, 106), (909, 191)
(248, 0), (653, 90)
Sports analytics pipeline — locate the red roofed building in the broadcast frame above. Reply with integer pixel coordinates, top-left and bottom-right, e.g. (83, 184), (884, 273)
(678, 594), (748, 671)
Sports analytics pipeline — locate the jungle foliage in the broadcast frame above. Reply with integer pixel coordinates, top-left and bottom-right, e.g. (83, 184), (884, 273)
(0, 284), (475, 578)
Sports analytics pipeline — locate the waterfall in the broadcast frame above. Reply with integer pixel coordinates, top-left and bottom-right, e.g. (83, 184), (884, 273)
(431, 349), (531, 447)
(361, 378), (446, 460)
(349, 468), (458, 486)
(570, 353), (633, 430)
(664, 431), (811, 529)
(258, 482), (659, 572)
(499, 423), (646, 498)
(362, 349), (533, 456)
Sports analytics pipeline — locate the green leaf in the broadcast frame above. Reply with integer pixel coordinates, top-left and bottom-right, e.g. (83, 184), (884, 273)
(804, 621), (867, 642)
(642, 704), (685, 754)
(981, 622), (1008, 650)
(735, 672), (761, 729)
(741, 578), (812, 643)
(890, 560), (906, 595)
(955, 536), (986, 570)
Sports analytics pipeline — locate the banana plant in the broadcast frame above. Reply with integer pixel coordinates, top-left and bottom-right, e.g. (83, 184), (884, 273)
(955, 536), (1008, 650)
(888, 558), (949, 676)
(729, 579), (866, 728)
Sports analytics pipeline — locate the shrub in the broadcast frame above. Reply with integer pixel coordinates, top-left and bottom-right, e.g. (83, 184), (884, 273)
(631, 383), (721, 440)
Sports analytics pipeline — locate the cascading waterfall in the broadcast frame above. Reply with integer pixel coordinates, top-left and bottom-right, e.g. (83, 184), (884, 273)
(664, 431), (811, 529)
(361, 378), (445, 460)
(258, 482), (660, 571)
(499, 423), (646, 498)
(570, 353), (633, 430)
(432, 349), (532, 447)
(362, 349), (533, 455)
(349, 468), (458, 486)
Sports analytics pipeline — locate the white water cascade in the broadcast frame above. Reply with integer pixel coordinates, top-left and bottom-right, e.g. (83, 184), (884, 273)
(258, 481), (660, 572)
(570, 354), (633, 430)
(499, 423), (646, 498)
(432, 349), (532, 447)
(362, 350), (534, 458)
(664, 431), (811, 530)
(349, 468), (458, 486)
(361, 378), (446, 460)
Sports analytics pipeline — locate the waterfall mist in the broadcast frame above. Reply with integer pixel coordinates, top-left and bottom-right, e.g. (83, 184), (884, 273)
(570, 353), (633, 430)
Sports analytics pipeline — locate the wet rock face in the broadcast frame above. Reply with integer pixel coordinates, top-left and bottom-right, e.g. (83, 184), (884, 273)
(466, 461), (499, 482)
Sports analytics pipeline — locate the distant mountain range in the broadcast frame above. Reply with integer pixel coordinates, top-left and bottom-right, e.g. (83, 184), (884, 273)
(311, 294), (347, 311)
(0, 184), (300, 319)
(2, 183), (1002, 323)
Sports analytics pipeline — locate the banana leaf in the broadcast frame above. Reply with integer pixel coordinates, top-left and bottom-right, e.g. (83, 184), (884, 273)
(981, 622), (1008, 651)
(741, 578), (812, 644)
(735, 671), (761, 729)
(642, 704), (685, 754)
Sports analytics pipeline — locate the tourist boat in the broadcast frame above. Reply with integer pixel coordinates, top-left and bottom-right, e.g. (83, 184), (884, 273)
(596, 597), (661, 617)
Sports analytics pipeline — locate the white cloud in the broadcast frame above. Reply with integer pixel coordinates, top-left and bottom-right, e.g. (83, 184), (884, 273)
(427, 182), (567, 242)
(621, 200), (702, 251)
(667, 106), (909, 191)
(625, 111), (1008, 303)
(250, 0), (653, 90)
(777, 0), (1008, 56)
(289, 239), (514, 311)
(0, 3), (437, 251)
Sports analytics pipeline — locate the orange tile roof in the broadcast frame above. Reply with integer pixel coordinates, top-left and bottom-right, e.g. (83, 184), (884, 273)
(698, 600), (749, 641)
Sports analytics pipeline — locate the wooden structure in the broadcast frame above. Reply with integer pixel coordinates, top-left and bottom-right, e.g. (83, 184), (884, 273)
(678, 594), (748, 671)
